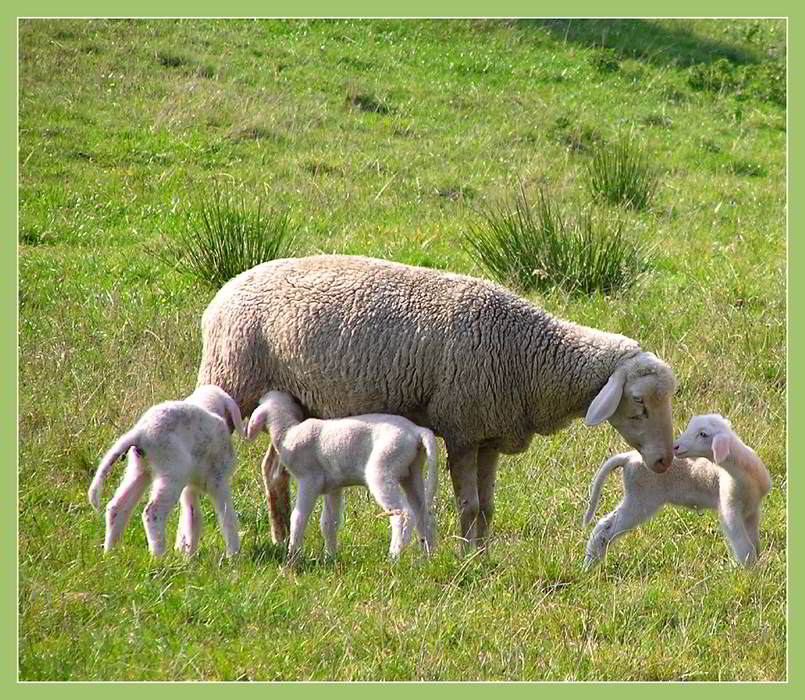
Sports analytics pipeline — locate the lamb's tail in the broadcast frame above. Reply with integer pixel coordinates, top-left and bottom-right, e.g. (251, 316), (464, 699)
(88, 429), (141, 512)
(420, 429), (440, 510)
(582, 452), (633, 527)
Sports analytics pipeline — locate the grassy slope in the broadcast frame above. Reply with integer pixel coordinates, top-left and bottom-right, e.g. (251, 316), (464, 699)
(18, 19), (786, 680)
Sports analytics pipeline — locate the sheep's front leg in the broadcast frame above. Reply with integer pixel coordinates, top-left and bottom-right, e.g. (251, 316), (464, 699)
(288, 477), (321, 564)
(262, 446), (291, 544)
(175, 486), (203, 556)
(720, 510), (756, 567)
(104, 453), (150, 552)
(476, 447), (499, 549)
(320, 489), (344, 559)
(142, 479), (183, 557)
(446, 443), (480, 552)
(744, 508), (761, 558)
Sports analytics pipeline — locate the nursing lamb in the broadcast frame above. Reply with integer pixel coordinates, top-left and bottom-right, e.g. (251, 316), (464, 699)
(247, 390), (439, 560)
(197, 255), (676, 549)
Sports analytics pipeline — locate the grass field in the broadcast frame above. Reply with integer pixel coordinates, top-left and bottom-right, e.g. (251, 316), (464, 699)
(18, 18), (786, 681)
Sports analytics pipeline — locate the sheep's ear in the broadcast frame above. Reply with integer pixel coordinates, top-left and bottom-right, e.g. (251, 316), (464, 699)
(585, 368), (626, 426)
(712, 433), (731, 463)
(226, 396), (244, 437)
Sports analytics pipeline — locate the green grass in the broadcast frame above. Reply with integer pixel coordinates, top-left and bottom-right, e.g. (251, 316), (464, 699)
(159, 183), (298, 287)
(18, 18), (786, 681)
(586, 135), (659, 210)
(462, 185), (647, 294)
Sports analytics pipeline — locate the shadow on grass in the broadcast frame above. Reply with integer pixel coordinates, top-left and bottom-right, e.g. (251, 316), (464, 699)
(520, 19), (761, 67)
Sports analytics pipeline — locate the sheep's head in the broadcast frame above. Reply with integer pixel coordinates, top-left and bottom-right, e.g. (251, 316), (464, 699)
(673, 414), (733, 464)
(246, 390), (305, 441)
(585, 351), (676, 473)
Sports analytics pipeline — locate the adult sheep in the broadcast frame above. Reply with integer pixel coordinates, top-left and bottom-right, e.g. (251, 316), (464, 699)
(197, 254), (676, 549)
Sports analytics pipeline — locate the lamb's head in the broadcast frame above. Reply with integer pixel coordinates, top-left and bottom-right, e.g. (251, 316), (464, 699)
(585, 351), (676, 473)
(246, 390), (306, 441)
(186, 384), (244, 437)
(673, 414), (733, 464)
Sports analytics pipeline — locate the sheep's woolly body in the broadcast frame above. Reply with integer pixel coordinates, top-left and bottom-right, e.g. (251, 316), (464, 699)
(199, 255), (642, 453)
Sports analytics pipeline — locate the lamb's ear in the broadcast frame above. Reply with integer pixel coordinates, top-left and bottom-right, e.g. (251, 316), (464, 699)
(585, 367), (626, 426)
(712, 433), (731, 463)
(225, 396), (245, 437)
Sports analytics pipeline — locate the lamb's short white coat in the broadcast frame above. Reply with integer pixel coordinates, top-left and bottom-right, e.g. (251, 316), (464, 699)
(88, 385), (244, 557)
(247, 391), (439, 561)
(583, 413), (771, 568)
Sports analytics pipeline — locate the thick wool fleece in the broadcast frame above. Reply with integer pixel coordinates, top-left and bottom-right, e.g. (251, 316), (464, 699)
(198, 255), (641, 454)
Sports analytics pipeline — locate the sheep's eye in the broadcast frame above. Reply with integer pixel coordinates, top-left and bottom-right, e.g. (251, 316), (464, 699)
(632, 395), (644, 405)
(698, 431), (708, 438)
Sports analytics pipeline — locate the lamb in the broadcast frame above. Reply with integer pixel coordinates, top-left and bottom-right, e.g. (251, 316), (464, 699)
(583, 414), (771, 568)
(197, 254), (676, 549)
(88, 385), (244, 557)
(246, 390), (439, 561)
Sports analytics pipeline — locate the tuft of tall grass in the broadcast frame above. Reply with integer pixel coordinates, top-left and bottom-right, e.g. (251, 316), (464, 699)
(462, 186), (648, 295)
(160, 185), (298, 287)
(585, 135), (659, 210)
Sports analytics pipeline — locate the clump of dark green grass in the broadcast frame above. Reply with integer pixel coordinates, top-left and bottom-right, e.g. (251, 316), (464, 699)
(345, 88), (391, 114)
(160, 185), (298, 287)
(462, 186), (648, 295)
(586, 135), (659, 210)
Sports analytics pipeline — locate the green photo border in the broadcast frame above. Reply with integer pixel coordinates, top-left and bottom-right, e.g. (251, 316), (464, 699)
(6, 1), (796, 695)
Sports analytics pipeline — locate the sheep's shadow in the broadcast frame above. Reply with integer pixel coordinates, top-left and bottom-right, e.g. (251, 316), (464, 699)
(518, 18), (765, 68)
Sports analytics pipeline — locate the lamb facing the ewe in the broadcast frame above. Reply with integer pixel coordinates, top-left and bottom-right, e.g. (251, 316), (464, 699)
(583, 414), (771, 568)
(247, 390), (440, 560)
(88, 385), (244, 557)
(197, 254), (676, 549)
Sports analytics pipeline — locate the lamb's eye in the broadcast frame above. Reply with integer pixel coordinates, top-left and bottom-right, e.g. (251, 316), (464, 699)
(698, 431), (708, 438)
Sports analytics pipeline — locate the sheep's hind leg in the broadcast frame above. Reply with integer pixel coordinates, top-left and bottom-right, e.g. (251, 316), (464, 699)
(104, 451), (150, 552)
(262, 446), (291, 544)
(142, 478), (183, 557)
(175, 486), (203, 556)
(476, 447), (499, 551)
(447, 444), (480, 552)
(583, 497), (662, 569)
(208, 479), (241, 556)
(399, 454), (432, 555)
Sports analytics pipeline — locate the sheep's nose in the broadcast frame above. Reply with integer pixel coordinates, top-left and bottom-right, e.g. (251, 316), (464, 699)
(673, 442), (681, 454)
(651, 454), (672, 473)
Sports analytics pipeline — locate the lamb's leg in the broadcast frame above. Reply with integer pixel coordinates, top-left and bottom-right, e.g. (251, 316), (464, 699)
(476, 447), (499, 549)
(744, 509), (761, 558)
(208, 480), (241, 556)
(104, 454), (150, 552)
(141, 478), (183, 557)
(399, 460), (431, 555)
(320, 488), (344, 559)
(288, 478), (320, 563)
(583, 496), (663, 569)
(446, 443), (480, 551)
(175, 486), (203, 556)
(262, 446), (291, 544)
(720, 510), (757, 566)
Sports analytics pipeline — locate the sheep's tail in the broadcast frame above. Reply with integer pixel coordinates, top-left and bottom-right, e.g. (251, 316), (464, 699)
(582, 452), (633, 527)
(420, 430), (439, 509)
(88, 429), (141, 512)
